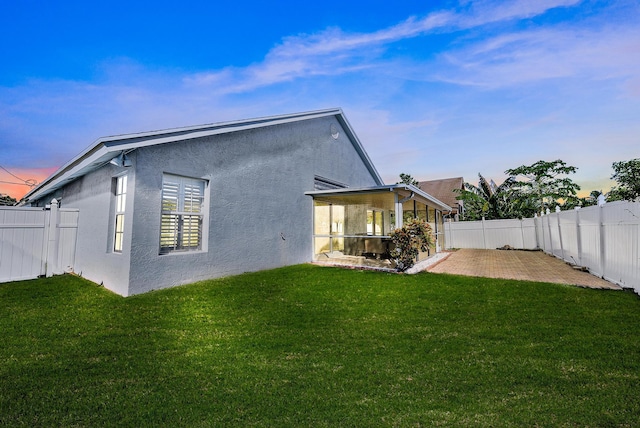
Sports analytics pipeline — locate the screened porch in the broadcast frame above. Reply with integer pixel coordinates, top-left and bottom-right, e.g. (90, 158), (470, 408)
(306, 184), (450, 269)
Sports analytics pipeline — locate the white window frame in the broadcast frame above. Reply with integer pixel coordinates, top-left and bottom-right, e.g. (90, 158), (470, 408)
(113, 174), (127, 253)
(160, 173), (208, 255)
(366, 209), (384, 236)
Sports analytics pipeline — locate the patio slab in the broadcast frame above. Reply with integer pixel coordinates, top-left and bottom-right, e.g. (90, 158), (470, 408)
(425, 249), (621, 290)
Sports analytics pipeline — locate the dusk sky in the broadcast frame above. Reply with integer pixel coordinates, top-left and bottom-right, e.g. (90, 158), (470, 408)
(1, 0), (639, 199)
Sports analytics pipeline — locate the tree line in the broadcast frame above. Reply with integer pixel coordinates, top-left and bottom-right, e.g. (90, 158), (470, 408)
(400, 158), (640, 221)
(0, 194), (18, 206)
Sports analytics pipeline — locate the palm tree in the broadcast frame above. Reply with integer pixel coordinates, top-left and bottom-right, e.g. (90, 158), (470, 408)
(457, 174), (528, 220)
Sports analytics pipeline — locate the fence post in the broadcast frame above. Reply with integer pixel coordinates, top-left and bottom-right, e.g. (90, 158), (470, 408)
(45, 198), (60, 277)
(575, 207), (583, 266)
(40, 206), (51, 276)
(599, 198), (606, 278)
(533, 213), (540, 249)
(546, 208), (554, 255)
(556, 206), (565, 261)
(482, 216), (487, 249)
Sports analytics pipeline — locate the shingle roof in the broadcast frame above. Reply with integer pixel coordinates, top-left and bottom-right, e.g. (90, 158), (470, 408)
(417, 177), (464, 212)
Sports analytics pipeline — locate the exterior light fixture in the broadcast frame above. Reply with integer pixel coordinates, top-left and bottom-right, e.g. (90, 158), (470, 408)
(109, 153), (132, 167)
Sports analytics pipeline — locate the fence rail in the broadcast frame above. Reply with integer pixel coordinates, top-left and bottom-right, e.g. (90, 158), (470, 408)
(0, 199), (78, 283)
(444, 201), (640, 295)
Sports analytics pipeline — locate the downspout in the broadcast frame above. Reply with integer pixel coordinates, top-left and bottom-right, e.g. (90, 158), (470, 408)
(398, 192), (415, 204)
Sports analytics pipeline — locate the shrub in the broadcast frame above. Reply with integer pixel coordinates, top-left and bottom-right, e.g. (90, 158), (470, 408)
(389, 218), (434, 272)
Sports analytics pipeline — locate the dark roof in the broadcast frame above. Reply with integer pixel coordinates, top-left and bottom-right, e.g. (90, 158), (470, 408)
(417, 177), (464, 212)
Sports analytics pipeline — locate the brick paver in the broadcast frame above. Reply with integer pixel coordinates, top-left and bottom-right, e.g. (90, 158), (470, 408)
(428, 249), (621, 290)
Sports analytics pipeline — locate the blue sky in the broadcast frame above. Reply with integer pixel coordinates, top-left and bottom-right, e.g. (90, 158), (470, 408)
(1, 0), (639, 198)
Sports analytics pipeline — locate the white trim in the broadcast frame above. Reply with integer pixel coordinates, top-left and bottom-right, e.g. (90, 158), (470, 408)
(113, 174), (127, 253)
(159, 173), (208, 255)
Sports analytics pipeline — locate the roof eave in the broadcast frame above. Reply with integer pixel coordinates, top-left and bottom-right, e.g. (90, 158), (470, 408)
(21, 108), (363, 203)
(306, 183), (451, 211)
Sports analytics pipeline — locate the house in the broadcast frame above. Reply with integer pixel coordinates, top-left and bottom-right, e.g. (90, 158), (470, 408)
(22, 108), (450, 296)
(418, 177), (464, 221)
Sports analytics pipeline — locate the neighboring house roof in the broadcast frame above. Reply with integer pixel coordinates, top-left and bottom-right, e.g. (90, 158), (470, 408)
(306, 183), (452, 212)
(22, 108), (383, 204)
(417, 177), (464, 213)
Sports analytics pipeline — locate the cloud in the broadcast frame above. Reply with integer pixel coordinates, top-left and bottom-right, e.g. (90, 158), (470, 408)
(1, 0), (638, 199)
(431, 25), (640, 88)
(186, 0), (583, 93)
(459, 0), (582, 27)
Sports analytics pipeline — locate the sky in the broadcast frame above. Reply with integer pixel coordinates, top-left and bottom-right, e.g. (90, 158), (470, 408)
(1, 0), (639, 200)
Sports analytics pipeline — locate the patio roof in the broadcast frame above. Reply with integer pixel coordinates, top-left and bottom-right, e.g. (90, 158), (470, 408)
(305, 184), (451, 212)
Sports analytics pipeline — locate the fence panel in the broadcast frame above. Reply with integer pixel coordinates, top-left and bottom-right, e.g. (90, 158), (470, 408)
(0, 207), (48, 282)
(558, 210), (580, 265)
(600, 202), (640, 289)
(445, 218), (538, 250)
(577, 206), (603, 277)
(547, 214), (563, 259)
(56, 209), (80, 275)
(0, 201), (78, 283)
(446, 220), (486, 249)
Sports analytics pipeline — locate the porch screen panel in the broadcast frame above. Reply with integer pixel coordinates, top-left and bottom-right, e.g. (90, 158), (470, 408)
(160, 174), (205, 254)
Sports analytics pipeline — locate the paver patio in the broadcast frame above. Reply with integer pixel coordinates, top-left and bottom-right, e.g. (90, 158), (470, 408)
(427, 249), (621, 290)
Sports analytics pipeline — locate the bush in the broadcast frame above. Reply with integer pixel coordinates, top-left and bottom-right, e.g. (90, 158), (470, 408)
(389, 218), (434, 272)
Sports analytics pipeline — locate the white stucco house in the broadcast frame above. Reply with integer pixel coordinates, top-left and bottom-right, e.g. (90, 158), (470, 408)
(22, 108), (450, 296)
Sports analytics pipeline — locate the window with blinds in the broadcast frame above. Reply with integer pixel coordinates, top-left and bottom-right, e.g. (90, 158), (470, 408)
(160, 174), (206, 254)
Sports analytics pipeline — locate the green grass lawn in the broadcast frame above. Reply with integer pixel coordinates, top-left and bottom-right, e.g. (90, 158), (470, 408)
(1, 265), (639, 427)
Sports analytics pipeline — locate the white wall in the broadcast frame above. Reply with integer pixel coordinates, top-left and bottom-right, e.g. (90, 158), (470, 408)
(55, 163), (134, 296)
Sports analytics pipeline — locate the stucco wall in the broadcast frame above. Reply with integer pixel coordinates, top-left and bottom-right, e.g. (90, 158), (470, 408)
(125, 115), (378, 295)
(56, 163), (134, 296)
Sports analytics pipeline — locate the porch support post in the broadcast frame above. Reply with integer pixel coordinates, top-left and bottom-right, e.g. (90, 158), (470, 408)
(394, 193), (403, 228)
(435, 210), (441, 252)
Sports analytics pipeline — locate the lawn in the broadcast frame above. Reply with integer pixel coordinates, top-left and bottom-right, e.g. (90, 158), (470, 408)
(1, 265), (639, 427)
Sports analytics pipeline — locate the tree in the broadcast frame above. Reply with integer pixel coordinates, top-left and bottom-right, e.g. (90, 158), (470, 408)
(0, 194), (17, 206)
(609, 158), (640, 202)
(455, 174), (531, 220)
(587, 190), (602, 206)
(505, 160), (580, 214)
(561, 190), (600, 209)
(397, 173), (419, 186)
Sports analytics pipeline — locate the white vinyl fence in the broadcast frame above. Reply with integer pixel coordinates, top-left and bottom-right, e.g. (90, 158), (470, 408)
(445, 201), (640, 294)
(0, 199), (79, 283)
(445, 217), (539, 250)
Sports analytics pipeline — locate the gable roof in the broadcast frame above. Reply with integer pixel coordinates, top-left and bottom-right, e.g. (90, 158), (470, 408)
(417, 177), (464, 212)
(22, 108), (383, 204)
